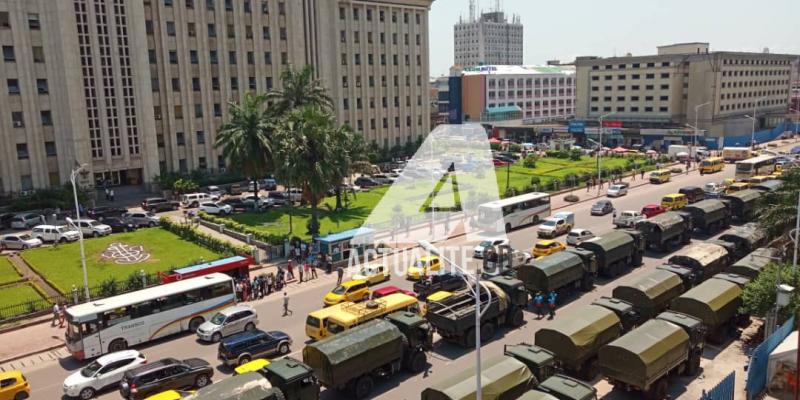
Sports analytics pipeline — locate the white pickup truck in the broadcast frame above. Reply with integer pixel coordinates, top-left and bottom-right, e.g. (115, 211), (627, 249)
(537, 211), (575, 238)
(613, 210), (646, 228)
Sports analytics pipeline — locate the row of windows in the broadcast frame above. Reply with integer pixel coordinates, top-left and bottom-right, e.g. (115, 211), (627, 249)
(722, 69), (790, 77)
(152, 48), (289, 66)
(721, 99), (785, 108)
(489, 99), (574, 106)
(340, 52), (422, 67)
(8, 110), (53, 129)
(151, 0), (285, 15)
(341, 115), (424, 132)
(721, 90), (789, 100)
(591, 72), (670, 81)
(6, 79), (49, 95)
(339, 6), (421, 25)
(591, 84), (670, 91)
(159, 156), (220, 175)
(154, 75), (276, 96)
(149, 20), (287, 41)
(488, 77), (574, 87)
(721, 80), (791, 88)
(1, 45), (46, 63)
(591, 95), (669, 102)
(591, 106), (669, 113)
(15, 141), (58, 160)
(488, 89), (574, 99)
(592, 61), (672, 70)
(340, 30), (421, 47)
(342, 95), (423, 110)
(0, 12), (39, 30)
(723, 58), (792, 66)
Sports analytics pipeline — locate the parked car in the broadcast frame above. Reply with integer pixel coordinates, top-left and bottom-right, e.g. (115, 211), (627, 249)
(196, 305), (259, 343)
(352, 263), (390, 285)
(0, 234), (42, 250)
(0, 371), (30, 400)
(472, 237), (510, 258)
(266, 191), (289, 205)
(220, 198), (248, 212)
(180, 193), (213, 208)
(492, 159), (509, 167)
(590, 199), (614, 216)
(406, 256), (442, 280)
(532, 240), (566, 258)
(141, 198), (179, 213)
(0, 213), (15, 229)
(703, 182), (724, 198)
(31, 225), (80, 243)
(606, 183), (629, 197)
(217, 330), (292, 367)
(242, 196), (272, 210)
(678, 186), (705, 204)
(103, 217), (137, 233)
(355, 176), (380, 187)
(371, 285), (416, 300)
(199, 202), (233, 216)
(75, 219), (112, 237)
(122, 212), (160, 228)
(205, 186), (225, 198)
(260, 178), (277, 191)
(119, 358), (213, 400)
(86, 206), (127, 221)
(286, 188), (302, 202)
(641, 204), (666, 218)
(613, 210), (646, 228)
(10, 213), (44, 229)
(228, 184), (244, 195)
(63, 350), (147, 400)
(566, 228), (595, 246)
(371, 174), (395, 185)
(323, 279), (370, 306)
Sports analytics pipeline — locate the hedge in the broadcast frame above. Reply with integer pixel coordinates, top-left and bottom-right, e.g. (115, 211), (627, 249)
(196, 212), (287, 245)
(159, 217), (251, 255)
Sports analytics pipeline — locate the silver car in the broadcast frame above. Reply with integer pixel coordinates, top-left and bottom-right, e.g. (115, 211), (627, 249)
(0, 233), (43, 250)
(122, 212), (159, 228)
(196, 304), (258, 342)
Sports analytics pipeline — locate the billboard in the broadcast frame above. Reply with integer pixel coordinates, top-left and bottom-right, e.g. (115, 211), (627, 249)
(568, 121), (586, 133)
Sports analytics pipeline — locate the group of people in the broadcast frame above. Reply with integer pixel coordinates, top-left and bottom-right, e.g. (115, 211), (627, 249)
(531, 290), (558, 320)
(284, 258), (319, 283)
(51, 301), (66, 327)
(235, 272), (284, 301)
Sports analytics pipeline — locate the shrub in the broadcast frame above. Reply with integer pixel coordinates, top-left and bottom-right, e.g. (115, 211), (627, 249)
(523, 155), (538, 168)
(564, 194), (579, 202)
(563, 174), (578, 187)
(529, 176), (541, 186)
(159, 217), (251, 255)
(569, 148), (582, 161)
(490, 143), (502, 151)
(197, 212), (287, 245)
(509, 144), (522, 153)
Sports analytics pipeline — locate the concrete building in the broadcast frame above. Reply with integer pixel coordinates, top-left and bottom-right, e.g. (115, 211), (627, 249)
(454, 10), (522, 67)
(430, 75), (449, 128)
(575, 43), (795, 147)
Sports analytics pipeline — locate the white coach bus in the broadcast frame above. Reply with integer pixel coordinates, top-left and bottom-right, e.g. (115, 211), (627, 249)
(476, 192), (551, 232)
(65, 273), (236, 360)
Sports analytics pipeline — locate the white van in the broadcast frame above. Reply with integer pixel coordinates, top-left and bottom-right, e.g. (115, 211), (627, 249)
(31, 225), (80, 243)
(180, 193), (212, 208)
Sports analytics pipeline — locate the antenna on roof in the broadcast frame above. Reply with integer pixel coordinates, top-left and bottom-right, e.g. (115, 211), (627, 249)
(469, 0), (475, 21)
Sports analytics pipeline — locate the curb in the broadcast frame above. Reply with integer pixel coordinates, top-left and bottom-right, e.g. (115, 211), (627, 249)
(0, 316), (52, 335)
(0, 343), (64, 365)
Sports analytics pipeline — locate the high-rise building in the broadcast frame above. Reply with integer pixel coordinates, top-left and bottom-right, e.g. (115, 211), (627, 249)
(0, 0), (434, 195)
(454, 9), (522, 67)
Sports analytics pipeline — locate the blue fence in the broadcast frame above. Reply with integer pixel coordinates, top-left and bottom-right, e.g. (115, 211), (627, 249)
(722, 122), (795, 148)
(702, 371), (735, 400)
(746, 316), (796, 400)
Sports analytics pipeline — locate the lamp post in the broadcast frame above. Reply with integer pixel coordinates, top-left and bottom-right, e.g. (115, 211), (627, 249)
(418, 240), (490, 400)
(69, 163), (90, 301)
(693, 101), (712, 150)
(750, 96), (768, 150)
(597, 112), (617, 196)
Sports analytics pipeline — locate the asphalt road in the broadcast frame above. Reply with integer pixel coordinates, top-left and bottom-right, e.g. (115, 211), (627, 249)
(16, 161), (765, 399)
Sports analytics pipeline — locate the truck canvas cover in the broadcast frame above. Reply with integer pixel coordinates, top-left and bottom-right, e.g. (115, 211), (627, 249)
(303, 319), (404, 386)
(712, 272), (751, 288)
(753, 180), (783, 193)
(536, 375), (596, 400)
(639, 212), (684, 233)
(722, 189), (761, 212)
(670, 278), (742, 329)
(612, 269), (684, 319)
(578, 231), (634, 266)
(683, 199), (728, 227)
(598, 319), (690, 389)
(719, 228), (766, 253)
(534, 305), (621, 368)
(668, 242), (728, 281)
(184, 372), (276, 400)
(517, 391), (560, 400)
(518, 252), (585, 292)
(730, 248), (779, 279)
(421, 356), (535, 400)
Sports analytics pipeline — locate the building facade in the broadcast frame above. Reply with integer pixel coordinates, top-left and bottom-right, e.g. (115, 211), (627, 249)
(575, 43), (795, 144)
(454, 11), (522, 67)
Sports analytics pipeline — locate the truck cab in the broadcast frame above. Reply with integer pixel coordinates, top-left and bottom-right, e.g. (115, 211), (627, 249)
(503, 343), (557, 383)
(591, 296), (639, 333)
(384, 311), (434, 351)
(258, 358), (320, 400)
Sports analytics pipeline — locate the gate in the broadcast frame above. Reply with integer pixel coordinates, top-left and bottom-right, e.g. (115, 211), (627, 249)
(746, 316), (796, 399)
(702, 371), (735, 400)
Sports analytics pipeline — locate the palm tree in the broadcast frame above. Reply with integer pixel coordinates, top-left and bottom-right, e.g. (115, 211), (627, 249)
(756, 168), (800, 237)
(215, 93), (275, 200)
(267, 65), (333, 116)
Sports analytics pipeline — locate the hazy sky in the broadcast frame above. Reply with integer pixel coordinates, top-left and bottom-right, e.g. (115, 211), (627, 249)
(429, 0), (800, 77)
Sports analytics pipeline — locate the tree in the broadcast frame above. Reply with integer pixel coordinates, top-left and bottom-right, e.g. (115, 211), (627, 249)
(215, 93), (275, 197)
(755, 168), (799, 237)
(741, 263), (799, 319)
(172, 178), (199, 194)
(267, 65), (333, 116)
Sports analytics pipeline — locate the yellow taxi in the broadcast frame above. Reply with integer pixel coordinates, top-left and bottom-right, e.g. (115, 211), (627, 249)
(234, 358), (271, 375)
(0, 371), (29, 400)
(323, 279), (370, 306)
(406, 256), (442, 280)
(649, 169), (672, 184)
(726, 182), (750, 194)
(747, 175), (771, 184)
(422, 290), (453, 316)
(352, 263), (390, 285)
(532, 240), (566, 258)
(144, 390), (195, 400)
(660, 193), (688, 210)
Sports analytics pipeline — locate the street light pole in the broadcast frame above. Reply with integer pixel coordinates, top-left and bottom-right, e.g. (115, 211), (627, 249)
(597, 112), (616, 196)
(693, 101), (712, 150)
(70, 164), (90, 302)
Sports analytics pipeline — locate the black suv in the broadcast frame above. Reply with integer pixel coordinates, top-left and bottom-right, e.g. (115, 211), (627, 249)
(141, 197), (179, 213)
(86, 206), (128, 221)
(119, 358), (213, 400)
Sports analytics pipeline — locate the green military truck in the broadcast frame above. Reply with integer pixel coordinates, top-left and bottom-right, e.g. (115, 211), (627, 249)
(667, 242), (730, 286)
(578, 230), (644, 277)
(534, 304), (623, 379)
(670, 277), (744, 344)
(590, 296), (639, 333)
(517, 248), (597, 299)
(711, 272), (751, 287)
(729, 247), (780, 279)
(636, 211), (692, 252)
(612, 269), (686, 321)
(598, 311), (705, 400)
(302, 312), (433, 399)
(655, 264), (695, 290)
(718, 225), (767, 259)
(426, 276), (527, 347)
(517, 375), (598, 400)
(682, 199), (730, 233)
(721, 189), (761, 222)
(504, 343), (557, 383)
(257, 358), (321, 400)
(183, 372), (281, 400)
(421, 354), (538, 400)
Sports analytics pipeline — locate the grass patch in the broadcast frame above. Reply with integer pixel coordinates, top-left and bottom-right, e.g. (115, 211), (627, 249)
(0, 258), (22, 285)
(0, 283), (47, 319)
(496, 155), (648, 193)
(21, 229), (225, 294)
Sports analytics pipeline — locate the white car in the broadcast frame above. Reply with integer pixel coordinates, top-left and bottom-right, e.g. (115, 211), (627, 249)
(200, 201), (233, 215)
(10, 213), (44, 229)
(0, 233), (43, 250)
(75, 219), (112, 237)
(566, 228), (595, 246)
(473, 238), (510, 258)
(606, 184), (629, 197)
(63, 350), (146, 399)
(206, 185), (225, 199)
(31, 225), (80, 243)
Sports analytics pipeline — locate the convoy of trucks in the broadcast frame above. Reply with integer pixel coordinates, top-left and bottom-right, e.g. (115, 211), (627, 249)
(667, 242), (730, 286)
(611, 269), (686, 320)
(721, 189), (762, 222)
(636, 211), (692, 251)
(577, 230), (644, 277)
(718, 224), (767, 259)
(681, 199), (731, 233)
(669, 277), (745, 344)
(516, 248), (597, 299)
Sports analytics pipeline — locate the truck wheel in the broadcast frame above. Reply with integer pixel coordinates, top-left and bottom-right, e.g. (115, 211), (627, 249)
(510, 308), (525, 327)
(480, 323), (495, 343)
(684, 353), (701, 376)
(646, 378), (668, 400)
(353, 375), (374, 399)
(407, 351), (427, 373)
(579, 357), (598, 380)
(464, 328), (476, 347)
(580, 274), (594, 291)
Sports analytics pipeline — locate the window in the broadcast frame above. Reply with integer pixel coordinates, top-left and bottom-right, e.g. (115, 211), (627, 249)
(0, 12), (9, 28)
(176, 132), (186, 145)
(41, 111), (52, 126)
(190, 50), (198, 64)
(339, 7), (345, 19)
(660, 73), (669, 78)
(230, 77), (238, 90)
(213, 104), (222, 117)
(32, 46), (45, 63)
(225, 0), (233, 10)
(7, 79), (20, 95)
(227, 24), (235, 38)
(36, 79), (48, 94)
(208, 24), (216, 37)
(169, 51), (178, 64)
(659, 106), (668, 112)
(264, 51), (272, 64)
(265, 77), (273, 89)
(244, 0), (251, 13)
(174, 105), (183, 119)
(166, 21), (176, 36)
(644, 106), (653, 112)
(164, 0), (173, 5)
(280, 52), (287, 65)
(227, 51), (236, 64)
(212, 77), (219, 90)
(28, 13), (40, 30)
(44, 141), (57, 157)
(278, 1), (285, 15)
(279, 27), (286, 40)
(210, 50), (218, 64)
(186, 0), (194, 8)
(3, 46), (15, 62)
(171, 78), (180, 92)
(247, 51), (254, 64)
(196, 131), (205, 144)
(248, 77), (256, 90)
(145, 20), (154, 34)
(192, 77), (200, 91)
(646, 73), (655, 79)
(179, 159), (188, 173)
(660, 84), (669, 90)
(16, 143), (28, 159)
(149, 50), (157, 64)
(659, 95), (668, 101)
(262, 26), (270, 40)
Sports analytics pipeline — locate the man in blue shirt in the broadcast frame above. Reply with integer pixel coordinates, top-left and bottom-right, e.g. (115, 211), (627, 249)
(533, 292), (545, 319)
(547, 290), (558, 319)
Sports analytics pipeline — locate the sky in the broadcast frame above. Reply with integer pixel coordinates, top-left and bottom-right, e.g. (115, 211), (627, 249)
(428, 0), (800, 77)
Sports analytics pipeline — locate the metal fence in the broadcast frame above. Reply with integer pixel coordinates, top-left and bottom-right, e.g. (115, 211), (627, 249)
(746, 316), (796, 400)
(702, 371), (735, 400)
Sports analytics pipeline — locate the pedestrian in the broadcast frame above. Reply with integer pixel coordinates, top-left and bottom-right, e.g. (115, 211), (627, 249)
(266, 273), (273, 295)
(612, 209), (617, 219)
(104, 187), (110, 201)
(640, 169), (645, 180)
(310, 262), (318, 279)
(586, 180), (590, 192)
(547, 291), (558, 319)
(336, 266), (343, 285)
(109, 189), (115, 202)
(253, 277), (260, 299)
(58, 302), (66, 327)
(533, 292), (545, 319)
(287, 260), (294, 280)
(235, 280), (243, 300)
(52, 302), (61, 326)
(282, 292), (292, 316)
(298, 264), (304, 283)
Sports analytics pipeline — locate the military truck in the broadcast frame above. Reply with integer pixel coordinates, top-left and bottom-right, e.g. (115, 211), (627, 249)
(655, 264), (696, 290)
(534, 304), (623, 379)
(516, 248), (597, 299)
(598, 311), (705, 400)
(482, 244), (532, 277)
(718, 226), (767, 259)
(670, 277), (744, 344)
(681, 199), (730, 233)
(729, 247), (780, 279)
(636, 211), (692, 252)
(667, 242), (730, 286)
(421, 354), (538, 400)
(578, 230), (644, 277)
(257, 358), (321, 400)
(426, 275), (527, 347)
(721, 189), (762, 222)
(302, 312), (433, 398)
(184, 372), (284, 400)
(711, 272), (751, 288)
(504, 343), (558, 383)
(704, 239), (737, 259)
(611, 269), (685, 321)
(530, 375), (598, 400)
(590, 297), (639, 333)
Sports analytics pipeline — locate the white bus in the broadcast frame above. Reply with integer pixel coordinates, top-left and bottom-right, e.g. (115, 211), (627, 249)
(476, 192), (551, 232)
(735, 154), (777, 181)
(65, 273), (236, 360)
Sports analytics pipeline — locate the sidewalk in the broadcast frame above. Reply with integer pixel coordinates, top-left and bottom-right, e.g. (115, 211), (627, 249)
(0, 314), (67, 367)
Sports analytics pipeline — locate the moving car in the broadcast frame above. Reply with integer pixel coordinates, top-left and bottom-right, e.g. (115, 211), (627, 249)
(119, 358), (213, 400)
(63, 350), (147, 400)
(75, 219), (112, 237)
(31, 225), (80, 243)
(406, 256), (442, 280)
(352, 263), (390, 285)
(537, 211), (574, 238)
(606, 183), (629, 197)
(0, 234), (42, 250)
(10, 213), (43, 229)
(323, 279), (370, 306)
(220, 198), (248, 211)
(532, 240), (566, 258)
(614, 210), (646, 228)
(217, 330), (292, 367)
(102, 217), (137, 233)
(0, 371), (29, 400)
(141, 197), (179, 213)
(566, 228), (594, 246)
(180, 193), (213, 208)
(472, 237), (509, 258)
(590, 199), (614, 216)
(641, 204), (666, 218)
(199, 202), (233, 216)
(196, 305), (259, 343)
(649, 169), (672, 184)
(122, 212), (160, 228)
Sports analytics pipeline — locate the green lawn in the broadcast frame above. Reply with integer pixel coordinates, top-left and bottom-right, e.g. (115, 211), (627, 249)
(0, 283), (47, 319)
(496, 155), (650, 193)
(0, 258), (21, 285)
(21, 229), (225, 294)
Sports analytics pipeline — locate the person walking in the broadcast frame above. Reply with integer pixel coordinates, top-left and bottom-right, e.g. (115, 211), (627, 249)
(336, 266), (343, 285)
(109, 189), (115, 202)
(547, 291), (558, 319)
(640, 169), (645, 180)
(104, 187), (110, 201)
(287, 260), (294, 280)
(533, 292), (545, 319)
(310, 261), (318, 279)
(235, 280), (243, 300)
(58, 302), (66, 327)
(266, 273), (273, 296)
(586, 180), (591, 192)
(282, 292), (292, 316)
(52, 302), (61, 326)
(298, 264), (304, 283)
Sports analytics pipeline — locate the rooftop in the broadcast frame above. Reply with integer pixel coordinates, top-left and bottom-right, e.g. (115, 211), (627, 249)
(462, 65), (575, 76)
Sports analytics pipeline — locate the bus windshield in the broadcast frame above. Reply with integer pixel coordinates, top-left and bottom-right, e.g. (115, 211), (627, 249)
(736, 163), (753, 172)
